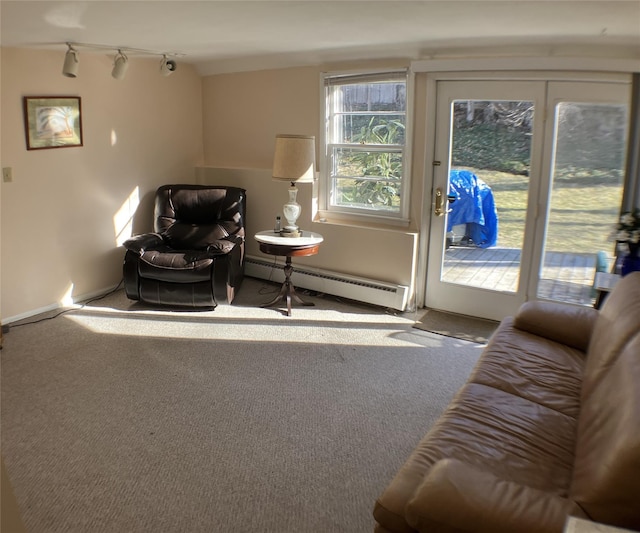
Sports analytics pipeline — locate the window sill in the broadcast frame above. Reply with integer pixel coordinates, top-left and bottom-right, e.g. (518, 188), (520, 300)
(313, 211), (417, 234)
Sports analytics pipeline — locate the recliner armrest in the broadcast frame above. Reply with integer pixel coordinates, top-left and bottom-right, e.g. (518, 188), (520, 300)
(223, 234), (245, 245)
(123, 233), (164, 253)
(204, 238), (240, 255)
(513, 301), (598, 352)
(406, 459), (586, 533)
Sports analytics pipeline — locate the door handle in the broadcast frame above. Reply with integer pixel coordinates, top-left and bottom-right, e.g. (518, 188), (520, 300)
(434, 188), (451, 216)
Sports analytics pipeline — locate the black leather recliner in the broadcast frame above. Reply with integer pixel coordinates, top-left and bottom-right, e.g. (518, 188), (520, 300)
(123, 184), (246, 308)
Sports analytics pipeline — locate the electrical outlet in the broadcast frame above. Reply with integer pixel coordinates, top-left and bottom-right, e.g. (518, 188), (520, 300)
(2, 167), (13, 183)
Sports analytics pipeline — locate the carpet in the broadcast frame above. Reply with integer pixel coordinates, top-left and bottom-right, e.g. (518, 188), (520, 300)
(414, 309), (499, 344)
(1, 278), (482, 533)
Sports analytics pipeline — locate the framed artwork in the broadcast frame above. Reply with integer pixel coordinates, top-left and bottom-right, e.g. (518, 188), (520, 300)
(23, 96), (83, 150)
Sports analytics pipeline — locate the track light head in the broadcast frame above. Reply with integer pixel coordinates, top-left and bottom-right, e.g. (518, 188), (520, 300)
(160, 55), (177, 77)
(111, 50), (129, 80)
(62, 44), (79, 78)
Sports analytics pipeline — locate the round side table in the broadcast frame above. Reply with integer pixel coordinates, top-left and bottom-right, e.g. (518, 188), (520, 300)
(254, 230), (324, 316)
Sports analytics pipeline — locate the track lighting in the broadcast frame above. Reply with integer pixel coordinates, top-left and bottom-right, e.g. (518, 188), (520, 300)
(62, 43), (79, 78)
(111, 50), (129, 80)
(160, 55), (177, 77)
(59, 42), (182, 79)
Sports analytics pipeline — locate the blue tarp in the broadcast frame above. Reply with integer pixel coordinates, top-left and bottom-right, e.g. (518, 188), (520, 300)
(447, 169), (499, 248)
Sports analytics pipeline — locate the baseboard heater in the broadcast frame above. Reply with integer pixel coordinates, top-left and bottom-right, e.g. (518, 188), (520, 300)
(244, 255), (409, 311)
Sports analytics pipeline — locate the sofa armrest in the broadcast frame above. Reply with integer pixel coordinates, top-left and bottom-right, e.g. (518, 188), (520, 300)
(123, 233), (164, 253)
(513, 301), (598, 352)
(406, 459), (586, 533)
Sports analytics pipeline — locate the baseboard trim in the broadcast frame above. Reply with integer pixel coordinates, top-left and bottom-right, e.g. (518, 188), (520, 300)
(2, 283), (121, 325)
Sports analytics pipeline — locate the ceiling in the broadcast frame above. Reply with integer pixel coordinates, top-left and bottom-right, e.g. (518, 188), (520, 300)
(1, 1), (639, 76)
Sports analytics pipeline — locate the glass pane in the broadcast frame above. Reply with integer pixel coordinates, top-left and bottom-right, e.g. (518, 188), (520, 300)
(334, 147), (403, 179)
(336, 82), (406, 112)
(332, 145), (402, 210)
(443, 100), (534, 292)
(331, 176), (401, 211)
(537, 103), (627, 305)
(335, 114), (405, 145)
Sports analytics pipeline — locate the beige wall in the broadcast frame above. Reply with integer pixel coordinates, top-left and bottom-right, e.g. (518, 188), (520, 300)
(200, 64), (427, 305)
(203, 66), (320, 168)
(0, 48), (203, 321)
(1, 53), (428, 319)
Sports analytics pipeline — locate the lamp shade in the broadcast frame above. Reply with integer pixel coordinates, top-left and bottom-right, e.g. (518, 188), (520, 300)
(272, 134), (315, 183)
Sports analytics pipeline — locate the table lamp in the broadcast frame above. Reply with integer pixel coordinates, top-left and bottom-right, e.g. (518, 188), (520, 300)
(272, 134), (315, 236)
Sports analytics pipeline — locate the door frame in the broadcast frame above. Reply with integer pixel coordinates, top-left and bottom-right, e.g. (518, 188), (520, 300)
(427, 79), (547, 320)
(415, 70), (633, 312)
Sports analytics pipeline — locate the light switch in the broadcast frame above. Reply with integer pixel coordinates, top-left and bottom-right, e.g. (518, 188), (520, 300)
(2, 167), (13, 182)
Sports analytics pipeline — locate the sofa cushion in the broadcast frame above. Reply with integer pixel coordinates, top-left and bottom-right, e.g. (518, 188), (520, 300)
(373, 383), (577, 533)
(419, 384), (577, 493)
(469, 318), (585, 418)
(513, 300), (597, 352)
(406, 459), (587, 533)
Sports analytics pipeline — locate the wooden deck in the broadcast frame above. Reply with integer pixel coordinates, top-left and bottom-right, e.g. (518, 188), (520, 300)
(443, 246), (602, 306)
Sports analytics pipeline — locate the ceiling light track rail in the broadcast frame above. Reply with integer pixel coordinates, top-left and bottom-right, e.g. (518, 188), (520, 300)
(61, 41), (183, 80)
(64, 41), (185, 58)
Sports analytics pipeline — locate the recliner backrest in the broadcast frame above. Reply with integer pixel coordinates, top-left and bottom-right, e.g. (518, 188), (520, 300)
(153, 185), (246, 250)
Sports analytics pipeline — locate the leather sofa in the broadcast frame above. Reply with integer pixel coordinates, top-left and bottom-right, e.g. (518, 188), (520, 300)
(123, 184), (246, 308)
(374, 271), (640, 533)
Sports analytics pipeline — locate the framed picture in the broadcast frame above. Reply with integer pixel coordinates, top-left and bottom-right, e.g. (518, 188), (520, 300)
(23, 96), (83, 150)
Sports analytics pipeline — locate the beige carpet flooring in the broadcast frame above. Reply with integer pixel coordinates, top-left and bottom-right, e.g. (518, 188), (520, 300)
(1, 277), (483, 533)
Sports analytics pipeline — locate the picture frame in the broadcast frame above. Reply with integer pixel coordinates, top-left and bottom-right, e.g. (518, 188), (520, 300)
(23, 96), (83, 150)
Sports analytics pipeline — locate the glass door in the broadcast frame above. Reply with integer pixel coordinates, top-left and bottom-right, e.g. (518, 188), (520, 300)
(426, 80), (546, 321)
(425, 79), (629, 321)
(534, 82), (629, 305)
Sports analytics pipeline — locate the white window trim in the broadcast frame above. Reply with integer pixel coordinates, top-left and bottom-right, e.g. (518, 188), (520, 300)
(411, 56), (640, 74)
(318, 68), (414, 226)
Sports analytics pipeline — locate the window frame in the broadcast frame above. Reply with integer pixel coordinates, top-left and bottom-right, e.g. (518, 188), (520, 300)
(319, 69), (413, 225)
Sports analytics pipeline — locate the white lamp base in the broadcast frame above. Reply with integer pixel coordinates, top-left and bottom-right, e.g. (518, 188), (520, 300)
(283, 185), (302, 232)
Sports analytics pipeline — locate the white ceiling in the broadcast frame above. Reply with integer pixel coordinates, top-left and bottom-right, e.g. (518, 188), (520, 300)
(1, 1), (639, 75)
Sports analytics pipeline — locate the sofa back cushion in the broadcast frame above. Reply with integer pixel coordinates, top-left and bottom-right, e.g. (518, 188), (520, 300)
(570, 334), (640, 529)
(571, 272), (640, 529)
(582, 272), (640, 397)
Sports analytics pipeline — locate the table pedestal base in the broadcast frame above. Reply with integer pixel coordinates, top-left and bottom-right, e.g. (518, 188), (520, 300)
(260, 257), (314, 316)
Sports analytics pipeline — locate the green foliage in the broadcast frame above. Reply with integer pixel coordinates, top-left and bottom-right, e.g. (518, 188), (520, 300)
(452, 124), (531, 175)
(451, 102), (626, 177)
(339, 118), (405, 208)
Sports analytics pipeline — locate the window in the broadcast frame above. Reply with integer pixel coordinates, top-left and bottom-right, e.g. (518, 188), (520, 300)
(321, 70), (411, 222)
